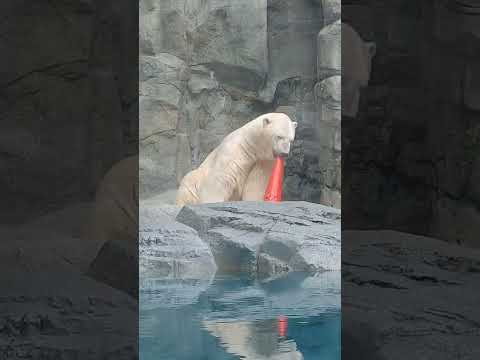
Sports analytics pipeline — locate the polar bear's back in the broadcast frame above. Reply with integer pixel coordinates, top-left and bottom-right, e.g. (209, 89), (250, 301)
(175, 168), (202, 206)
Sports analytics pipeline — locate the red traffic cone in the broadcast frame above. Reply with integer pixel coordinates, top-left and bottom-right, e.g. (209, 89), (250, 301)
(264, 156), (284, 202)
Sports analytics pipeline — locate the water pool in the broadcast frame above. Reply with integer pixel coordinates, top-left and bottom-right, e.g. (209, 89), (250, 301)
(140, 272), (340, 360)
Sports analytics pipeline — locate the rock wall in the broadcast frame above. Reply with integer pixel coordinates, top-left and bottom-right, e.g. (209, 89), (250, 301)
(343, 0), (480, 246)
(139, 0), (342, 206)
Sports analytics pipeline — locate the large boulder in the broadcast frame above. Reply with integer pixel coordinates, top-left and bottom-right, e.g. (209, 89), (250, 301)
(176, 201), (341, 276)
(139, 202), (217, 279)
(139, 202), (217, 311)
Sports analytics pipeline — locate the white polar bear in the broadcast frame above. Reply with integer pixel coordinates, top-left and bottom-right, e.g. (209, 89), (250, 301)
(176, 113), (297, 206)
(342, 22), (376, 117)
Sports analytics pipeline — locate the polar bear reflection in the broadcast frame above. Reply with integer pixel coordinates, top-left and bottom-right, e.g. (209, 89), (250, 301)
(203, 318), (304, 360)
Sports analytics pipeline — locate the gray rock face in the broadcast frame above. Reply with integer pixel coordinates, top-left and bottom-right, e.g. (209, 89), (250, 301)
(139, 203), (217, 279)
(139, 54), (188, 196)
(317, 20), (341, 81)
(316, 19), (341, 208)
(343, 230), (480, 359)
(139, 0), (341, 205)
(187, 0), (268, 89)
(175, 201), (341, 275)
(321, 0), (341, 27)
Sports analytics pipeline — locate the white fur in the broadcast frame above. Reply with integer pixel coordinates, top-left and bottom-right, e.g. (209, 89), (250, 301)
(176, 113), (297, 206)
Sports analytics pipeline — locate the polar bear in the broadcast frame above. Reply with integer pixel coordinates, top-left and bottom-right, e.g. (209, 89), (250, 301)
(176, 113), (297, 206)
(342, 22), (376, 117)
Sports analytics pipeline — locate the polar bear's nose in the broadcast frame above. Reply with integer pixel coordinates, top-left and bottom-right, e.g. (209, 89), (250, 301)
(279, 146), (290, 157)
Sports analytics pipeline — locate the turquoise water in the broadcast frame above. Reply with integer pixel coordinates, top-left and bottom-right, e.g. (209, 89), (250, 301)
(140, 272), (340, 360)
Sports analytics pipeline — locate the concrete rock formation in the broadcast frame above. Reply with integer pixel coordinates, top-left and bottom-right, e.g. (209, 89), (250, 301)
(139, 0), (341, 207)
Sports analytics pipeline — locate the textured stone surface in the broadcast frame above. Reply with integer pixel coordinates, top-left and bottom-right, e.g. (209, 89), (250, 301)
(317, 20), (341, 81)
(321, 0), (341, 27)
(139, 202), (217, 279)
(343, 230), (480, 359)
(139, 0), (341, 206)
(139, 54), (187, 196)
(316, 18), (341, 207)
(175, 201), (341, 275)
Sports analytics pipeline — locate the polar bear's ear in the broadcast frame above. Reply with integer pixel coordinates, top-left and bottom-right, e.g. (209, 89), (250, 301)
(263, 117), (271, 127)
(292, 122), (298, 129)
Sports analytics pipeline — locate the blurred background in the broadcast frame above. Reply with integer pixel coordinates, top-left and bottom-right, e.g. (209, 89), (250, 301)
(342, 0), (480, 247)
(1, 1), (138, 224)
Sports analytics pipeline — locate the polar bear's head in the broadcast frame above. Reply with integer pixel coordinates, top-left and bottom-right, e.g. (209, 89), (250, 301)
(342, 23), (376, 118)
(260, 113), (297, 159)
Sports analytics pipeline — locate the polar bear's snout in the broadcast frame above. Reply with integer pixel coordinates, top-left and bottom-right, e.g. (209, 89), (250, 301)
(273, 135), (293, 157)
